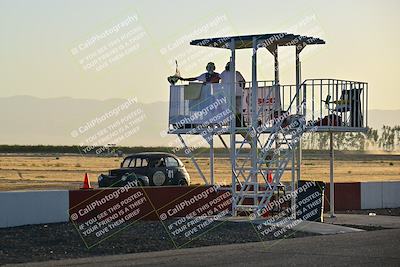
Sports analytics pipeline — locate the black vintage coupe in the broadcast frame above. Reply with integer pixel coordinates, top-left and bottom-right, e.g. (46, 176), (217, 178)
(98, 152), (191, 187)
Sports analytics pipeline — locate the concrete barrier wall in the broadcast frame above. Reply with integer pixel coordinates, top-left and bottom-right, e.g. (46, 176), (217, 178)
(1, 181), (399, 228)
(361, 182), (383, 209)
(69, 186), (231, 222)
(0, 190), (69, 228)
(382, 182), (400, 208)
(318, 181), (400, 211)
(361, 182), (400, 209)
(324, 183), (361, 211)
(322, 181), (400, 211)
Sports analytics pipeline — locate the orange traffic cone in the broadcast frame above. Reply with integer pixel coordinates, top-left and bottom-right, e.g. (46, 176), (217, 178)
(267, 170), (273, 184)
(80, 172), (93, 190)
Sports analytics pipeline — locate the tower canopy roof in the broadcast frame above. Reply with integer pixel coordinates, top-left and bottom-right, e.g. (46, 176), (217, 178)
(190, 33), (325, 49)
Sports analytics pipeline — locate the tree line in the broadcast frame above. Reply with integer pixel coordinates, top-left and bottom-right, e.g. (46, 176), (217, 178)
(0, 125), (399, 153)
(303, 125), (400, 151)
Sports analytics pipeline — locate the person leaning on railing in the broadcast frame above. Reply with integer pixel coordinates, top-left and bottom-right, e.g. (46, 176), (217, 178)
(179, 62), (220, 83)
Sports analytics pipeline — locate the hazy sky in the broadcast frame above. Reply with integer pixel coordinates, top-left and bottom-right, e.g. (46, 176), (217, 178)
(1, 0), (399, 109)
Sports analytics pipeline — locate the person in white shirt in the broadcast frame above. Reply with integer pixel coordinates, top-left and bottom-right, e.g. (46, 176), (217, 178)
(220, 62), (246, 126)
(180, 62), (220, 83)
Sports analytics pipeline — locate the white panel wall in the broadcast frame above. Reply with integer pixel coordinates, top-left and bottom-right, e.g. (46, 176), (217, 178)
(361, 182), (383, 209)
(0, 190), (69, 228)
(361, 182), (400, 209)
(382, 182), (400, 208)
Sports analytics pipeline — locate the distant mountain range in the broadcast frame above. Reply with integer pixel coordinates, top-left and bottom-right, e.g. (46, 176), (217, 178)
(0, 95), (172, 146)
(0, 96), (399, 146)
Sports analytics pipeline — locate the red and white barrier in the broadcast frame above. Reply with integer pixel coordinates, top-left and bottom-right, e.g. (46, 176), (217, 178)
(324, 181), (400, 210)
(1, 181), (399, 228)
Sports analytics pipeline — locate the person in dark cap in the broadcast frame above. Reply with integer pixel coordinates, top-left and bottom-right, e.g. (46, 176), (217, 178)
(180, 62), (220, 83)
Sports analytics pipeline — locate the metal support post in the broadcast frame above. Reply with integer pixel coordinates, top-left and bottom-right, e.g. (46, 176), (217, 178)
(210, 135), (214, 185)
(251, 37), (258, 206)
(177, 134), (208, 185)
(295, 47), (302, 183)
(230, 38), (237, 216)
(329, 131), (335, 217)
(291, 149), (296, 219)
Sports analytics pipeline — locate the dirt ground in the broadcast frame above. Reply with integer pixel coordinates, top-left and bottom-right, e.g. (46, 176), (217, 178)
(0, 152), (399, 191)
(0, 220), (316, 265)
(337, 208), (400, 216)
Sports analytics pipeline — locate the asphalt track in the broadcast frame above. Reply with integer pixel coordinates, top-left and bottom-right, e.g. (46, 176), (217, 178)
(10, 228), (400, 267)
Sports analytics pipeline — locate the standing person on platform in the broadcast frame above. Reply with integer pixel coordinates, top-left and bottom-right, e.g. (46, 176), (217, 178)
(220, 62), (246, 126)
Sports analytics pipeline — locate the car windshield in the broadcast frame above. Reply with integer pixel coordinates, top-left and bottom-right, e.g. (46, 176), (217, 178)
(166, 157), (179, 167)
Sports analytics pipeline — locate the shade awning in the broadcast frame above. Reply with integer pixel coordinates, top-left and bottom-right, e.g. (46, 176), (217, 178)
(190, 33), (325, 49)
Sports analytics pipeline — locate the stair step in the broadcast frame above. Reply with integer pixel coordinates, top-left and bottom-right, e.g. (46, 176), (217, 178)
(235, 141), (251, 144)
(236, 192), (271, 197)
(240, 181), (260, 185)
(261, 167), (292, 171)
(236, 205), (258, 209)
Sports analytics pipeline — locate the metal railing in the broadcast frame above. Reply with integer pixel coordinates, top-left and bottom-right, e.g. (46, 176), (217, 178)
(299, 79), (368, 129)
(168, 82), (233, 130)
(168, 81), (276, 130)
(168, 78), (368, 132)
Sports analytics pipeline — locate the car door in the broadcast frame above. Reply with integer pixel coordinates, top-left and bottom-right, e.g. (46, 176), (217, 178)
(147, 156), (168, 186)
(165, 156), (180, 184)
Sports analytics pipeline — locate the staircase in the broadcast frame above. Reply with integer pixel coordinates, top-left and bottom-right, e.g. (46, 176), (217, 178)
(232, 90), (307, 216)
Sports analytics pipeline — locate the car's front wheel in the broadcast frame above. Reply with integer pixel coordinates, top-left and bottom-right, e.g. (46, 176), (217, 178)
(178, 179), (188, 186)
(136, 179), (145, 187)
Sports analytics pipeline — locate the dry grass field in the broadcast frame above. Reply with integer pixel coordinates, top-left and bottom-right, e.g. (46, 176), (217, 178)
(0, 152), (399, 191)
